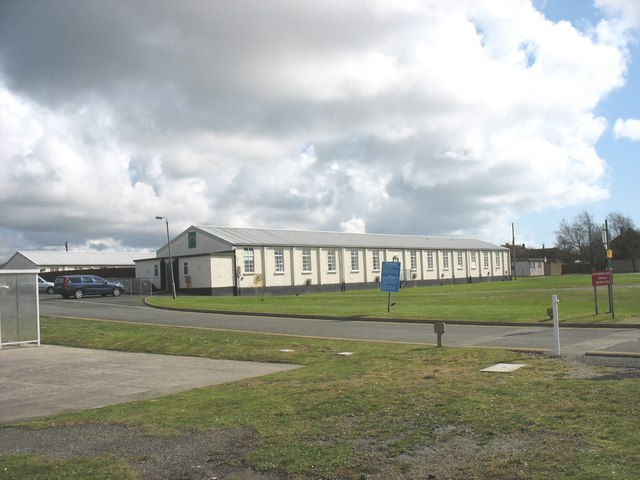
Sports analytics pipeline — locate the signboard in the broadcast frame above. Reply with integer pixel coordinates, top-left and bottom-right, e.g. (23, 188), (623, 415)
(591, 270), (611, 287)
(380, 261), (401, 293)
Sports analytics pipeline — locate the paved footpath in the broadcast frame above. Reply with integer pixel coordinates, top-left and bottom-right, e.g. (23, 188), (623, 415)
(0, 345), (299, 424)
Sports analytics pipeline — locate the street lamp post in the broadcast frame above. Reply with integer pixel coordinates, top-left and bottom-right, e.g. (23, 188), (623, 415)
(155, 216), (177, 299)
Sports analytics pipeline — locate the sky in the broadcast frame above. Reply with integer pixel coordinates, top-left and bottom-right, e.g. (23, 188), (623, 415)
(1, 0), (639, 262)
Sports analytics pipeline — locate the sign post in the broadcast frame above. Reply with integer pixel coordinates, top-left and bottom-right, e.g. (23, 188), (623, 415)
(380, 261), (401, 313)
(591, 270), (611, 315)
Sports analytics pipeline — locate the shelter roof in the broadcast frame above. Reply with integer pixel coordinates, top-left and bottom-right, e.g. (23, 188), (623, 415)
(5, 251), (149, 267)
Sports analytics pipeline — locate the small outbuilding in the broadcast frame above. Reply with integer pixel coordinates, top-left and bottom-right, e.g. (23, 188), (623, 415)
(135, 226), (511, 296)
(514, 258), (545, 277)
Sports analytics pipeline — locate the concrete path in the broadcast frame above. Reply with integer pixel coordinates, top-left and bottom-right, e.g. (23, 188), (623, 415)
(0, 345), (299, 424)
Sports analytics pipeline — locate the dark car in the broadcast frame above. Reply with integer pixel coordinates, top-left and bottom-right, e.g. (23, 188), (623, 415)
(53, 275), (125, 299)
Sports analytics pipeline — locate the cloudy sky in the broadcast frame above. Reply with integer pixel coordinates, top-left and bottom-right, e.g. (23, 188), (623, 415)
(1, 0), (639, 260)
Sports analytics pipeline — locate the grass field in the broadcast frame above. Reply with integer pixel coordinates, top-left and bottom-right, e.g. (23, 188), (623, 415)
(1, 317), (639, 479)
(146, 273), (640, 324)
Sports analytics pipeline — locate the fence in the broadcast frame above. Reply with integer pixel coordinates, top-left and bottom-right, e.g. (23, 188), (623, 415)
(108, 277), (153, 296)
(0, 270), (40, 348)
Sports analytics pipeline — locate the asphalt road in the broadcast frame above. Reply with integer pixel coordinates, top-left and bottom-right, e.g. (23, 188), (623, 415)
(39, 295), (640, 356)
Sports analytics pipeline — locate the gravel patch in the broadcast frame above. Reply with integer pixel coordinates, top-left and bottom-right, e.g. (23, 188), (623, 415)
(0, 424), (282, 480)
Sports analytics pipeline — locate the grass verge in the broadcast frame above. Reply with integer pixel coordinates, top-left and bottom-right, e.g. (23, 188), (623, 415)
(2, 317), (639, 479)
(146, 273), (640, 324)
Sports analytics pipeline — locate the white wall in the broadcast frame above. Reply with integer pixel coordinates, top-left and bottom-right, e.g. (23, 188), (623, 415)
(135, 259), (162, 290)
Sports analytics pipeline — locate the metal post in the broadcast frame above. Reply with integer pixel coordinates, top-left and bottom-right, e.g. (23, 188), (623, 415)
(156, 216), (177, 299)
(552, 295), (560, 355)
(512, 223), (517, 280)
(604, 220), (614, 319)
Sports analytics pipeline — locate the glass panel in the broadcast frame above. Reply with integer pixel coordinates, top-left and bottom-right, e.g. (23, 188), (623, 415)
(0, 273), (39, 345)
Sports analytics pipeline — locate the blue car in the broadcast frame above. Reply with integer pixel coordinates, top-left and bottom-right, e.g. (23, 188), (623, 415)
(53, 275), (125, 299)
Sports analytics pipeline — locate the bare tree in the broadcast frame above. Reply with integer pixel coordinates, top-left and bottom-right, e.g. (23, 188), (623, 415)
(607, 211), (636, 238)
(554, 211), (604, 266)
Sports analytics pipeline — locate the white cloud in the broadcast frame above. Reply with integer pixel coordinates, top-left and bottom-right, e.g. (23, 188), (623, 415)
(0, 0), (636, 256)
(613, 118), (640, 140)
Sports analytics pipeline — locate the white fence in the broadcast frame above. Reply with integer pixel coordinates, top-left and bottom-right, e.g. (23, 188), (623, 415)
(0, 270), (40, 348)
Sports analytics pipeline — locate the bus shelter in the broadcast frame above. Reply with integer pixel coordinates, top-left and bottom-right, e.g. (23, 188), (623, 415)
(0, 269), (40, 348)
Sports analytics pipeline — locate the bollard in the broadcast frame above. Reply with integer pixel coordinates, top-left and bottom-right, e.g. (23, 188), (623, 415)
(434, 321), (445, 347)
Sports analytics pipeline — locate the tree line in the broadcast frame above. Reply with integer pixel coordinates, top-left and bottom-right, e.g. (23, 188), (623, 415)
(555, 211), (639, 268)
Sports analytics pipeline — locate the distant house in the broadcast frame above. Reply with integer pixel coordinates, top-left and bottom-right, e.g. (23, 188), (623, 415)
(611, 229), (640, 273)
(1, 251), (149, 277)
(514, 258), (545, 277)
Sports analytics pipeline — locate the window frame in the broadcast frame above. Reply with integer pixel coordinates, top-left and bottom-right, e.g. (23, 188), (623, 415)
(302, 248), (312, 273)
(243, 247), (255, 274)
(442, 251), (449, 270)
(327, 249), (337, 273)
(274, 248), (285, 274)
(372, 250), (380, 272)
(410, 250), (418, 271)
(350, 250), (359, 272)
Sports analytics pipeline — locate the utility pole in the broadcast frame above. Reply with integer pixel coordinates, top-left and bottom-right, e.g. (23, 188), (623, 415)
(512, 223), (517, 280)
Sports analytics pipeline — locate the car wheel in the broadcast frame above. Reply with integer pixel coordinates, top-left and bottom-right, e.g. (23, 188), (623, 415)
(113, 287), (123, 297)
(74, 289), (84, 299)
(47, 287), (54, 295)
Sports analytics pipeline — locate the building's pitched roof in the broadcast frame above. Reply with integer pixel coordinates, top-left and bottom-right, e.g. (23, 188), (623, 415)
(195, 226), (508, 251)
(6, 251), (150, 267)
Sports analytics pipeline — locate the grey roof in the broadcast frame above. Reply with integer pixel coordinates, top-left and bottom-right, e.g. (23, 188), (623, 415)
(196, 226), (508, 251)
(6, 251), (150, 267)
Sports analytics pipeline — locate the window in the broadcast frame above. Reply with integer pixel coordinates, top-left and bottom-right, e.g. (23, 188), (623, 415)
(410, 250), (418, 271)
(427, 251), (434, 270)
(483, 252), (490, 269)
(470, 252), (477, 269)
(442, 252), (449, 270)
(302, 248), (312, 272)
(350, 250), (359, 272)
(188, 231), (196, 249)
(327, 249), (337, 272)
(154, 264), (159, 277)
(243, 248), (255, 273)
(274, 248), (285, 273)
(372, 250), (380, 271)
(183, 262), (189, 275)
(457, 252), (464, 270)
(495, 252), (501, 268)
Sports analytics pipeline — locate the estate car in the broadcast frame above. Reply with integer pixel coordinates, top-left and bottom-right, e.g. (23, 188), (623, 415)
(53, 275), (125, 299)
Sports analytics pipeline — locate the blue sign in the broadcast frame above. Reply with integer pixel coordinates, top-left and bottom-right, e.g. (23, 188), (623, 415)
(380, 261), (401, 292)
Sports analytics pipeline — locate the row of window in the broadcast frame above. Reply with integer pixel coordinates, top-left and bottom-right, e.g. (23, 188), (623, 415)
(242, 248), (503, 274)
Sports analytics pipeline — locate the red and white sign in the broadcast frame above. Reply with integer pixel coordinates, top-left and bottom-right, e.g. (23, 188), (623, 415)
(591, 270), (611, 287)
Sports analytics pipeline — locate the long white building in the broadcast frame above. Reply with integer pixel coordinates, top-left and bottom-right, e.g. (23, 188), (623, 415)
(135, 226), (511, 296)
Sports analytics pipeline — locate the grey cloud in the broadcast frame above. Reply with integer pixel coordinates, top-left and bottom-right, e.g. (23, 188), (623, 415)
(0, 0), (632, 260)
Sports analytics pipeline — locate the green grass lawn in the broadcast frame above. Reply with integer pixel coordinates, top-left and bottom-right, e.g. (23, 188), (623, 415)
(2, 317), (639, 479)
(147, 273), (640, 324)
